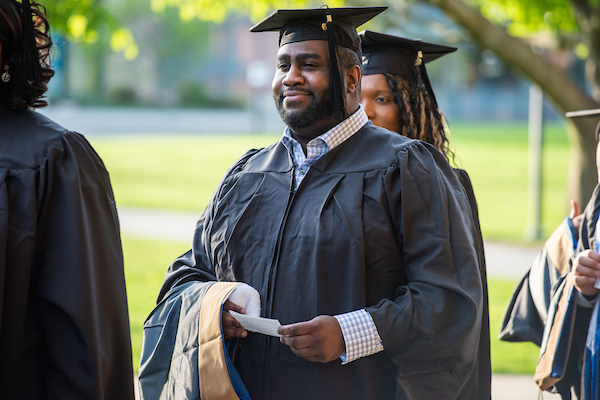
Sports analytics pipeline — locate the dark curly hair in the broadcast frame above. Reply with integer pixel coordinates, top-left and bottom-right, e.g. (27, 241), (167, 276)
(0, 0), (54, 111)
(384, 73), (455, 165)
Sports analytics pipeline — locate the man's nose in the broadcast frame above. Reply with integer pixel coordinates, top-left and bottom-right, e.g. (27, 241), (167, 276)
(282, 65), (304, 86)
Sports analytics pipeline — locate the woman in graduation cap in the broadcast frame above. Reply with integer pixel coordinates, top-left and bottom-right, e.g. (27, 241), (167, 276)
(0, 1), (134, 398)
(359, 30), (491, 400)
(359, 30), (456, 159)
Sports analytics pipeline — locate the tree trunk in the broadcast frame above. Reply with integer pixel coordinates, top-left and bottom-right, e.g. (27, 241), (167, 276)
(421, 0), (600, 206)
(569, 0), (600, 101)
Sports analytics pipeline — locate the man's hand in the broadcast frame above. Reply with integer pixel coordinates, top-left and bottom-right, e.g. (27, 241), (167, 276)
(223, 299), (247, 340)
(573, 250), (600, 297)
(569, 200), (584, 231)
(277, 315), (345, 363)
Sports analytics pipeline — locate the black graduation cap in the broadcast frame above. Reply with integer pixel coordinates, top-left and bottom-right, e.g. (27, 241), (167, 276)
(250, 6), (387, 121)
(565, 108), (600, 141)
(250, 7), (387, 55)
(359, 30), (456, 107)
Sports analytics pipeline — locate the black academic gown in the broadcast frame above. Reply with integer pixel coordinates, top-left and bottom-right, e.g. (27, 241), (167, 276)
(455, 169), (492, 400)
(157, 122), (483, 400)
(0, 109), (135, 399)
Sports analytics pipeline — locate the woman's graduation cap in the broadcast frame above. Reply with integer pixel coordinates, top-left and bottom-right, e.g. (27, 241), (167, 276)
(360, 30), (456, 107)
(250, 6), (387, 121)
(565, 108), (600, 141)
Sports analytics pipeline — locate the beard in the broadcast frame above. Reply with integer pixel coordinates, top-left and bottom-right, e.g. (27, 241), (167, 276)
(274, 85), (335, 130)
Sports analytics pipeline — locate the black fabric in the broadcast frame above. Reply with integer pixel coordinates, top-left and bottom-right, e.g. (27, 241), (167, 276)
(499, 184), (600, 399)
(499, 230), (570, 347)
(0, 109), (134, 399)
(455, 169), (492, 399)
(360, 30), (456, 79)
(156, 122), (483, 399)
(561, 183), (600, 399)
(18, 0), (43, 83)
(250, 7), (387, 54)
(139, 281), (214, 400)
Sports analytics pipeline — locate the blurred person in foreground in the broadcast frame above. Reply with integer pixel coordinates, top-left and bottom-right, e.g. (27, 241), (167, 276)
(0, 0), (134, 398)
(358, 30), (491, 399)
(139, 6), (483, 400)
(500, 109), (600, 399)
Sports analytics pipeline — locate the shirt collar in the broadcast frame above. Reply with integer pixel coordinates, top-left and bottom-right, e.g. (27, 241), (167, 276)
(282, 104), (368, 153)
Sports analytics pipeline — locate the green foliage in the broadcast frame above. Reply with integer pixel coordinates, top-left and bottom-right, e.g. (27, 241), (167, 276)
(149, 0), (344, 23)
(474, 0), (578, 37)
(43, 0), (138, 59)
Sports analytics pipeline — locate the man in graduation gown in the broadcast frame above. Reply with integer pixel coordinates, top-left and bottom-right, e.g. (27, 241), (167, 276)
(139, 6), (483, 399)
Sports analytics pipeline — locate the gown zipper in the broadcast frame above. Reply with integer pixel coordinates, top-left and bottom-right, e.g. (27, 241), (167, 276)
(263, 169), (297, 398)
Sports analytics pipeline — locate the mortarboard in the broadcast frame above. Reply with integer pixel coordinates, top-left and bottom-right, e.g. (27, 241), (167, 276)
(250, 6), (387, 121)
(250, 7), (387, 56)
(360, 30), (456, 107)
(565, 108), (600, 141)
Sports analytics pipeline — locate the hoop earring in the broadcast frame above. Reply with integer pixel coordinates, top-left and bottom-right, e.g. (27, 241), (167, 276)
(1, 65), (10, 83)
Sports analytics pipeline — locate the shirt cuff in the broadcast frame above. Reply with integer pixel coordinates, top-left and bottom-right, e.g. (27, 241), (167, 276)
(334, 309), (384, 364)
(578, 291), (598, 308)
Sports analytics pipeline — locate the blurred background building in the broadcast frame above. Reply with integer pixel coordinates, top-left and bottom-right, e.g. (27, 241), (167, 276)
(46, 2), (586, 123)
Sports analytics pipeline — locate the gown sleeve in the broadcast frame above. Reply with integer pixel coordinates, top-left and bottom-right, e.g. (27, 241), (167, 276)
(366, 142), (483, 398)
(34, 132), (134, 399)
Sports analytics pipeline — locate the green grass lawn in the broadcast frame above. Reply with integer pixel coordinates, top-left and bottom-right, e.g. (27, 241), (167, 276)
(93, 134), (280, 212)
(93, 121), (571, 375)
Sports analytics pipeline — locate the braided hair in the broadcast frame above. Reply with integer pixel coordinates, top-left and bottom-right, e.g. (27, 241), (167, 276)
(384, 73), (455, 164)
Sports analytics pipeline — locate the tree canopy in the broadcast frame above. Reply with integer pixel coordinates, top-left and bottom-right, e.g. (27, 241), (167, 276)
(149, 0), (343, 23)
(43, 0), (138, 59)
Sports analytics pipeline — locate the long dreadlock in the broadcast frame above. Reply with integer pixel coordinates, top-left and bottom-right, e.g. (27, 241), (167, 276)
(384, 73), (456, 165)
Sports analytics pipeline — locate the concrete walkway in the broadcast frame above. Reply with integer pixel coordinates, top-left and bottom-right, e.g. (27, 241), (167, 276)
(118, 206), (560, 400)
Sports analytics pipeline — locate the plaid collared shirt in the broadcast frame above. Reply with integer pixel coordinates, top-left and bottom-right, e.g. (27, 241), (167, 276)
(281, 105), (369, 190)
(334, 310), (384, 364)
(281, 105), (384, 363)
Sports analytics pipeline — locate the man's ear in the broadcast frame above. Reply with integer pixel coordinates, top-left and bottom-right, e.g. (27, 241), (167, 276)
(345, 65), (361, 95)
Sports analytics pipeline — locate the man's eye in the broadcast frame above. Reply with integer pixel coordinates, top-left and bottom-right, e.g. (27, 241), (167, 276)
(278, 63), (290, 70)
